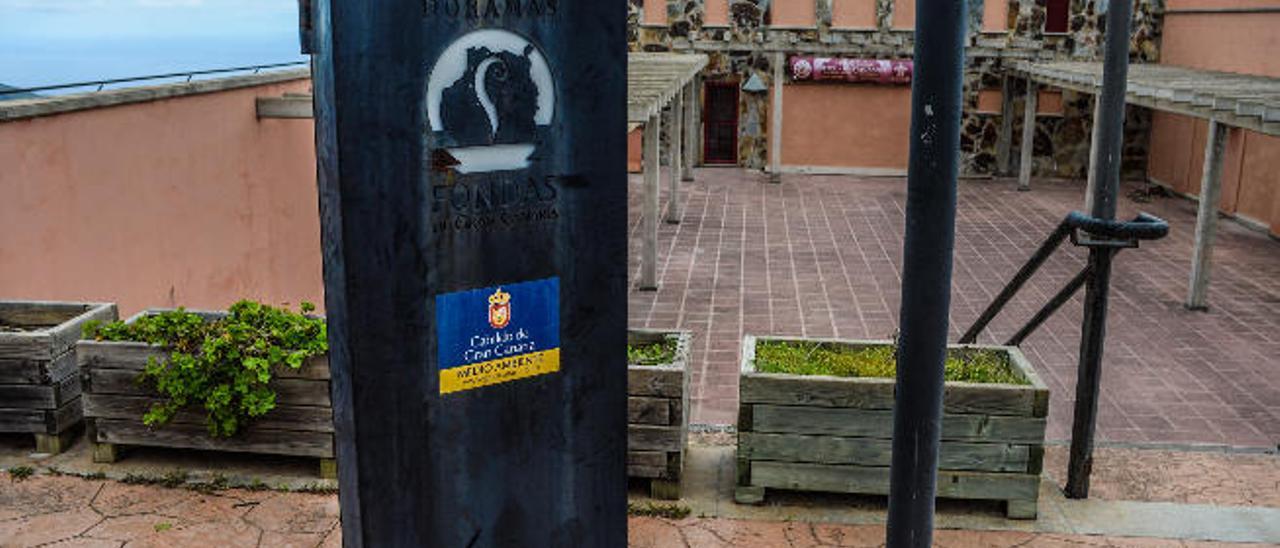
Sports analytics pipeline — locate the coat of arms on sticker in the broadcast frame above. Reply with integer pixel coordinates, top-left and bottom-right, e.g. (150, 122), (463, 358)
(488, 287), (511, 329)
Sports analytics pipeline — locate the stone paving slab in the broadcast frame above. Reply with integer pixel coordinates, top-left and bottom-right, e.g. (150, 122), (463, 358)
(628, 518), (1279, 548)
(1042, 445), (1280, 507)
(4, 437), (1278, 546)
(670, 444), (1280, 545)
(628, 170), (1280, 448)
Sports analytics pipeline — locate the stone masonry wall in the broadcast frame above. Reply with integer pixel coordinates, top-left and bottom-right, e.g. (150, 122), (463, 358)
(631, 0), (1163, 178)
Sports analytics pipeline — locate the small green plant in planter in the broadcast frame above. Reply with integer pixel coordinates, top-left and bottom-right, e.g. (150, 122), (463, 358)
(753, 339), (1028, 385)
(627, 338), (678, 366)
(84, 301), (327, 437)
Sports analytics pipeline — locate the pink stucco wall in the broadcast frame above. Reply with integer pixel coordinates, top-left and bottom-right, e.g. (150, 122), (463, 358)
(780, 83), (912, 170)
(772, 0), (816, 27)
(1161, 1), (1280, 77)
(0, 77), (322, 316)
(1146, 0), (1280, 235)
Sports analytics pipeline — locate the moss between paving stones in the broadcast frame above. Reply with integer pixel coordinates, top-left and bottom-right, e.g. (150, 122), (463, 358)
(627, 338), (678, 366)
(754, 340), (1028, 385)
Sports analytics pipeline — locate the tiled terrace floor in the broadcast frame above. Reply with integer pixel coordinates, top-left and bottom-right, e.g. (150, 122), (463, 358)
(627, 169), (1280, 448)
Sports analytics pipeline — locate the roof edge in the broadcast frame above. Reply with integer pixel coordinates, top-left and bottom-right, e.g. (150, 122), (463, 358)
(0, 68), (311, 122)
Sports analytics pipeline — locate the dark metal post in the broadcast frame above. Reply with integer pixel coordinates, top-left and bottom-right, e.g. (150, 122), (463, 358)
(1066, 0), (1134, 499)
(885, 0), (967, 544)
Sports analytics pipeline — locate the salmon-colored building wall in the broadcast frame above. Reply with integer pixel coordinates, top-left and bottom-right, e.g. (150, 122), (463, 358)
(982, 0), (1009, 32)
(772, 0), (816, 27)
(1145, 0), (1280, 235)
(644, 0), (667, 25)
(780, 84), (912, 169)
(832, 0), (877, 28)
(0, 77), (323, 316)
(628, 127), (643, 173)
(892, 0), (915, 29)
(1160, 0), (1280, 77)
(705, 0), (730, 25)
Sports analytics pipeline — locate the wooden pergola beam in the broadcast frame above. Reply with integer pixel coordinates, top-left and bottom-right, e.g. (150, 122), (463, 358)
(1012, 61), (1280, 311)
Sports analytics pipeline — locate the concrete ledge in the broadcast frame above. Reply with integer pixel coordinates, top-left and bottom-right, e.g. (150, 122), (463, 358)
(0, 68), (311, 122)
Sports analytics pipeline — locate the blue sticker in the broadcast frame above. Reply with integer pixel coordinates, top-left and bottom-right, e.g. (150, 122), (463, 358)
(435, 277), (560, 394)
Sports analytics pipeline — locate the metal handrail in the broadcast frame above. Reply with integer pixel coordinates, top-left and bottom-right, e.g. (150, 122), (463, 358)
(958, 211), (1169, 346)
(0, 61), (309, 97)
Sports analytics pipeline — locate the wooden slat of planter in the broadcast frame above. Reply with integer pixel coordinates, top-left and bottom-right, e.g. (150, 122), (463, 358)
(741, 373), (896, 409)
(628, 450), (667, 468)
(741, 374), (1039, 416)
(628, 424), (682, 452)
(92, 418), (334, 458)
(740, 432), (1031, 472)
(78, 341), (166, 368)
(49, 397), (83, 433)
(628, 464), (668, 478)
(79, 342), (329, 380)
(0, 302), (116, 360)
(0, 303), (85, 327)
(0, 374), (78, 409)
(751, 405), (1046, 443)
(943, 382), (1043, 417)
(628, 396), (672, 425)
(628, 367), (683, 398)
(87, 369), (330, 406)
(0, 384), (54, 408)
(627, 450), (668, 478)
(0, 335), (54, 360)
(0, 408), (46, 432)
(0, 358), (43, 384)
(83, 394), (334, 433)
(750, 461), (1039, 501)
(0, 350), (76, 384)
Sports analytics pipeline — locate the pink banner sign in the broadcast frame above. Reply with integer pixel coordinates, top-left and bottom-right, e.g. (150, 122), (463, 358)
(789, 57), (913, 84)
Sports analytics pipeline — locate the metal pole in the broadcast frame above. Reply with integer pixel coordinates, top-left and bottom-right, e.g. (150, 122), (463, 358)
(885, 0), (967, 544)
(1066, 0), (1134, 499)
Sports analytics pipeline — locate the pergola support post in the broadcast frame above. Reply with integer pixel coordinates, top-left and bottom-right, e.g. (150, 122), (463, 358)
(1084, 97), (1103, 211)
(996, 75), (1016, 176)
(769, 52), (785, 184)
(641, 112), (661, 291)
(1186, 119), (1228, 311)
(1018, 80), (1038, 191)
(682, 81), (697, 182)
(666, 91), (684, 224)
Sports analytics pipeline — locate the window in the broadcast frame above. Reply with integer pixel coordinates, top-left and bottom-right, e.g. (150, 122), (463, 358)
(1045, 0), (1069, 33)
(642, 0), (667, 25)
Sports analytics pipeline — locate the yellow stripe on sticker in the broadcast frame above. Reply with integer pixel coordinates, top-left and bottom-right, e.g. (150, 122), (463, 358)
(439, 348), (561, 395)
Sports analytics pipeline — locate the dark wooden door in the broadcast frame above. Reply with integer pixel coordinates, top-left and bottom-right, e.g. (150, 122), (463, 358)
(703, 81), (739, 165)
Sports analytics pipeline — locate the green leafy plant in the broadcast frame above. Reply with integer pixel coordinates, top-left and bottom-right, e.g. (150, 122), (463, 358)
(754, 339), (1027, 385)
(7, 466), (34, 482)
(627, 337), (678, 366)
(86, 301), (327, 437)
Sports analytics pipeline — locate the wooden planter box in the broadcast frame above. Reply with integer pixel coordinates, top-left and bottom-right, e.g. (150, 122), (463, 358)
(0, 301), (117, 454)
(735, 335), (1049, 519)
(79, 309), (336, 477)
(627, 328), (692, 500)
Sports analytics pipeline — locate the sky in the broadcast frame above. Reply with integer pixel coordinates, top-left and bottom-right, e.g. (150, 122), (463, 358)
(0, 0), (305, 91)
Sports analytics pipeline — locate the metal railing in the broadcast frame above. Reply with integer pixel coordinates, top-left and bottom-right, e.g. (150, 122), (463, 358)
(0, 61), (308, 97)
(958, 211), (1170, 347)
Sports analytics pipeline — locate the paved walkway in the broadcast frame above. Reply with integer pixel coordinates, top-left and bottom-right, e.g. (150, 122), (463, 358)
(627, 169), (1280, 448)
(3, 470), (1270, 548)
(4, 441), (1279, 547)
